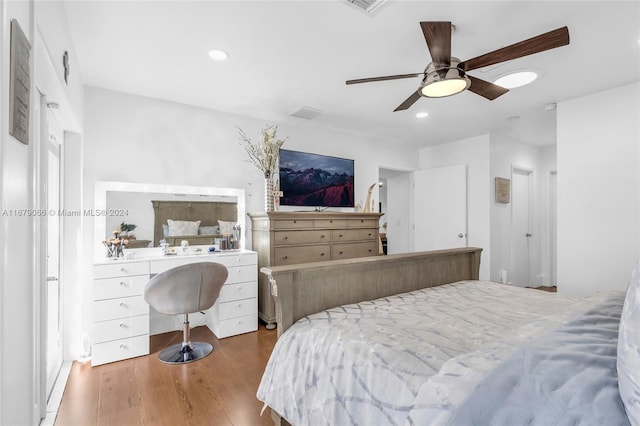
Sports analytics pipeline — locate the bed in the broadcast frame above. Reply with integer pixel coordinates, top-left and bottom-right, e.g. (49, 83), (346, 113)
(151, 200), (237, 247)
(256, 247), (639, 426)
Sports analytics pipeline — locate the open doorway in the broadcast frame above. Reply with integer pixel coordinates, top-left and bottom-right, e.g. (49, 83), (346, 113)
(379, 168), (412, 255)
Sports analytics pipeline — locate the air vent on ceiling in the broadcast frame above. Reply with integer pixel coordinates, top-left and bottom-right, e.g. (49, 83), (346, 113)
(290, 106), (323, 120)
(343, 0), (390, 15)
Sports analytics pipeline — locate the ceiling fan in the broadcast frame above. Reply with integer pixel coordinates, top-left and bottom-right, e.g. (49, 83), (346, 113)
(346, 22), (569, 111)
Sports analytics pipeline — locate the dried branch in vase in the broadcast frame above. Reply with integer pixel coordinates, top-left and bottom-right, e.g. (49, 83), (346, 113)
(237, 123), (287, 178)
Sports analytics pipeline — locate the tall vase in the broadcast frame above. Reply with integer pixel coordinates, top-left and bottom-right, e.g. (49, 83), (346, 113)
(264, 176), (274, 212)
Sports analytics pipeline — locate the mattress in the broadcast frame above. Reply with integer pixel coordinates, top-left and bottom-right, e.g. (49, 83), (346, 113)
(256, 280), (626, 425)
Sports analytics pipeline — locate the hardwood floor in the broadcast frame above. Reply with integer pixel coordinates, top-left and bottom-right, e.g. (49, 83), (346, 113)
(55, 324), (277, 426)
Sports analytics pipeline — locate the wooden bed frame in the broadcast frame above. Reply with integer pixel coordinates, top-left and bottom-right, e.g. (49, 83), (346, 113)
(151, 200), (237, 246)
(260, 247), (482, 338)
(259, 247), (482, 425)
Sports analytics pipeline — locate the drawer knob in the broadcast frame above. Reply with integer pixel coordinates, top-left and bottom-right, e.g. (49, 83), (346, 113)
(119, 322), (127, 328)
(119, 302), (127, 308)
(283, 255), (288, 259)
(339, 234), (343, 237)
(283, 236), (288, 240)
(339, 251), (343, 255)
(237, 303), (242, 308)
(293, 220), (297, 223)
(120, 281), (127, 287)
(368, 233), (372, 237)
(120, 267), (127, 273)
(238, 286), (242, 290)
(119, 344), (127, 349)
(321, 253), (325, 256)
(368, 249), (373, 252)
(321, 235), (325, 238)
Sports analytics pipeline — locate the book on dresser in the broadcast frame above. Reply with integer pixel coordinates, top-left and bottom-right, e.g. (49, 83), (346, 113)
(248, 211), (383, 329)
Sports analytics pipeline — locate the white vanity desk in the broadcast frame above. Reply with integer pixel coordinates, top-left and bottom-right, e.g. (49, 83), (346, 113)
(91, 247), (258, 366)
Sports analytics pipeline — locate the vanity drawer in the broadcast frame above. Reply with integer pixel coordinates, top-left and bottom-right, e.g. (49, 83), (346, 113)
(93, 296), (148, 322)
(219, 282), (257, 303)
(149, 257), (217, 274)
(215, 297), (257, 320)
(226, 265), (257, 285)
(214, 252), (257, 268)
(93, 262), (148, 279)
(93, 275), (149, 301)
(211, 314), (257, 339)
(331, 241), (378, 260)
(92, 335), (149, 367)
(272, 219), (314, 230)
(92, 314), (149, 344)
(347, 218), (379, 228)
(331, 228), (377, 242)
(273, 245), (329, 265)
(273, 230), (329, 246)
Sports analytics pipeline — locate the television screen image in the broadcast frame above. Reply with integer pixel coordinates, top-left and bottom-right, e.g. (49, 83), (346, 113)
(279, 149), (354, 207)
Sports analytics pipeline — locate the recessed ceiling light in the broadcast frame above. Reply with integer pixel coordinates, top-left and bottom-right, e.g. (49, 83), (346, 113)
(493, 70), (538, 89)
(208, 49), (228, 61)
(415, 111), (429, 118)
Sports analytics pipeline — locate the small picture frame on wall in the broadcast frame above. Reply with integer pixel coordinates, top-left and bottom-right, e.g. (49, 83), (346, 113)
(495, 177), (510, 203)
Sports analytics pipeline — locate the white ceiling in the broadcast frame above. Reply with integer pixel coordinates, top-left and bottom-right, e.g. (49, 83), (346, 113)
(63, 1), (640, 150)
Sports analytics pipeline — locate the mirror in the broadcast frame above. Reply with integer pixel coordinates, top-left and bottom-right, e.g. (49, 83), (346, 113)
(94, 181), (246, 260)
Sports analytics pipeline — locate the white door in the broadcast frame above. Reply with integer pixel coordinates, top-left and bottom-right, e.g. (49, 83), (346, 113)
(45, 108), (63, 400)
(550, 171), (557, 286)
(511, 168), (533, 287)
(413, 165), (467, 251)
(386, 171), (411, 254)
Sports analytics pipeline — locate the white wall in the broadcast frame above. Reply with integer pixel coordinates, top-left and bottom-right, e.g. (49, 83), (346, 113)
(557, 82), (640, 296)
(418, 134), (491, 280)
(1, 0), (84, 423)
(79, 86), (416, 341)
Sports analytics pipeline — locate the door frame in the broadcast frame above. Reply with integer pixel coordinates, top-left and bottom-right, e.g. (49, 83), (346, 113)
(510, 165), (535, 287)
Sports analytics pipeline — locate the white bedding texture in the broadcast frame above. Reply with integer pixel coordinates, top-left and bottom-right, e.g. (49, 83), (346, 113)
(257, 280), (630, 425)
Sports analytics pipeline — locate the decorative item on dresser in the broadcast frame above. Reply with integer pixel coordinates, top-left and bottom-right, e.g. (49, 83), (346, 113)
(236, 123), (288, 212)
(248, 211), (383, 330)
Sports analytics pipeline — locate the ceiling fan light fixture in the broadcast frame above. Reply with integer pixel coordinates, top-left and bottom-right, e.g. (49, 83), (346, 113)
(420, 59), (471, 98)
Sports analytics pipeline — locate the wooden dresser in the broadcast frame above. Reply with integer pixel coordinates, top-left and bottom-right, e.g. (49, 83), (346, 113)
(248, 211), (383, 328)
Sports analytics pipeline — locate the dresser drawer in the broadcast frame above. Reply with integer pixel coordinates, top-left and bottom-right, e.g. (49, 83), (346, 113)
(93, 262), (148, 279)
(93, 296), (149, 322)
(314, 218), (347, 228)
(273, 245), (329, 265)
(331, 242), (378, 260)
(211, 314), (257, 339)
(226, 264), (257, 284)
(92, 335), (149, 366)
(215, 297), (257, 320)
(331, 228), (377, 243)
(273, 230), (329, 246)
(219, 282), (257, 303)
(347, 218), (379, 228)
(272, 219), (314, 230)
(92, 314), (149, 344)
(93, 275), (149, 301)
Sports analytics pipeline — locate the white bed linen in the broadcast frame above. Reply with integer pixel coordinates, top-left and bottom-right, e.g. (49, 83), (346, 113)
(257, 280), (617, 426)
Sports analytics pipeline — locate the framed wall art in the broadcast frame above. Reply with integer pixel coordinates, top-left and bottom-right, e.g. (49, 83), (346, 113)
(495, 177), (510, 204)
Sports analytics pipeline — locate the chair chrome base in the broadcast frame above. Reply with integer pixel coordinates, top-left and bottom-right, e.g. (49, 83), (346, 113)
(157, 342), (213, 364)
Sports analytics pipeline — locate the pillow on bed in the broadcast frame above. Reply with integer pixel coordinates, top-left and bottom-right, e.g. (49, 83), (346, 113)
(167, 219), (201, 236)
(218, 220), (235, 234)
(198, 225), (219, 235)
(618, 258), (640, 426)
(162, 224), (169, 236)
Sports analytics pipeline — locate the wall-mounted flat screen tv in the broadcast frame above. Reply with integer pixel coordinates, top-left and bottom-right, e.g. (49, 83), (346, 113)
(279, 149), (354, 207)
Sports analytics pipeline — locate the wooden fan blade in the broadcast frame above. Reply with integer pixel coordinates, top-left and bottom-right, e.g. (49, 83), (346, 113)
(467, 75), (509, 100)
(394, 90), (422, 111)
(459, 26), (569, 71)
(346, 73), (422, 85)
(420, 21), (452, 67)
